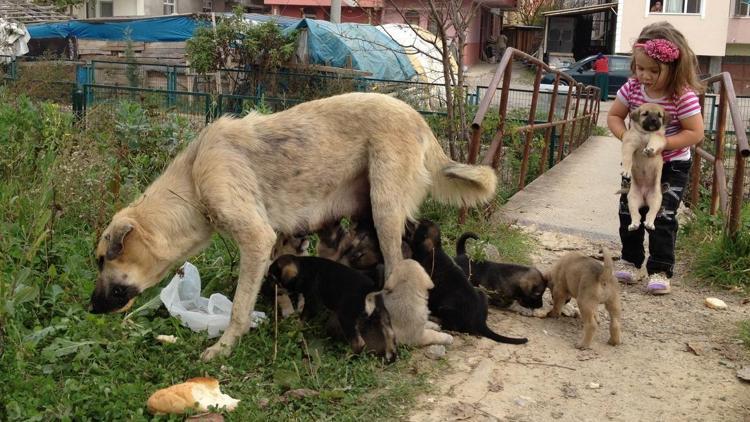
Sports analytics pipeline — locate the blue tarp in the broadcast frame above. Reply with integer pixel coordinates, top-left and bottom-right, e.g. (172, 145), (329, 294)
(27, 15), (206, 42)
(286, 19), (417, 81)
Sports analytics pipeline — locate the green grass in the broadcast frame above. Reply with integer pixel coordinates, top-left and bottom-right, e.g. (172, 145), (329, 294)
(679, 203), (750, 291)
(740, 320), (750, 351)
(0, 91), (534, 421)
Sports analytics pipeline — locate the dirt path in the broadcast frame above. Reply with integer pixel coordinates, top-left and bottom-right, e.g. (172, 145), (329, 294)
(408, 228), (750, 422)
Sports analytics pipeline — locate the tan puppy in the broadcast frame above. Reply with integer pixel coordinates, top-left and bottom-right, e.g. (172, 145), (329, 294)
(545, 249), (622, 349)
(381, 259), (453, 347)
(620, 103), (670, 231)
(91, 92), (497, 361)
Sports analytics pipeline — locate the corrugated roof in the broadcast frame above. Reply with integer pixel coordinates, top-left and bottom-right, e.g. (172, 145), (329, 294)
(542, 2), (617, 17)
(0, 0), (70, 24)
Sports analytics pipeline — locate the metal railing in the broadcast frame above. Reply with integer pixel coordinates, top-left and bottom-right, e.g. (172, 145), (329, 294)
(690, 73), (750, 238)
(467, 48), (601, 190)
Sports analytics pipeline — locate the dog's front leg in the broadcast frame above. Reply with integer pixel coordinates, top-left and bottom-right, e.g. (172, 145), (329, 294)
(644, 133), (667, 157)
(620, 135), (639, 179)
(201, 220), (276, 361)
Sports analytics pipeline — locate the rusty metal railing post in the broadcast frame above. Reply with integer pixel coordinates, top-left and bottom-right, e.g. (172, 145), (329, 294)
(557, 82), (574, 163)
(568, 84), (582, 152)
(711, 82), (728, 216)
(540, 73), (560, 175)
(518, 67), (543, 189)
(722, 73), (750, 236)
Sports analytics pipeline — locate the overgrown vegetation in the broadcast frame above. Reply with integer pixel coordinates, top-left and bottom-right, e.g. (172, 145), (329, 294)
(679, 202), (750, 291)
(186, 7), (298, 96)
(0, 91), (532, 420)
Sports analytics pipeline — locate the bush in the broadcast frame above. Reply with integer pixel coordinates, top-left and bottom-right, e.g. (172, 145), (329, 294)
(680, 203), (750, 290)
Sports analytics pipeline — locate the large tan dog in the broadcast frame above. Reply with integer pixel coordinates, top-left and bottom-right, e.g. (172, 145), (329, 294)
(545, 249), (622, 349)
(620, 103), (669, 231)
(91, 92), (497, 360)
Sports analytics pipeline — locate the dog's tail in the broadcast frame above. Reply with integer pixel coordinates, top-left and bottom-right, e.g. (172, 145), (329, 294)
(456, 232), (480, 255)
(476, 290), (528, 344)
(599, 248), (614, 284)
(423, 135), (497, 207)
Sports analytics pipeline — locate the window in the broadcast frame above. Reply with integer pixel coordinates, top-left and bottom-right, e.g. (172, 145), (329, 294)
(164, 0), (176, 15)
(404, 10), (420, 27)
(651, 0), (701, 14)
(99, 0), (113, 17)
(302, 7), (317, 19)
(609, 57), (631, 71)
(736, 0), (750, 17)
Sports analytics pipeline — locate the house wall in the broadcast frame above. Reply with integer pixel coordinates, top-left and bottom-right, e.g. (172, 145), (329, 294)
(727, 18), (750, 45)
(616, 0), (731, 56)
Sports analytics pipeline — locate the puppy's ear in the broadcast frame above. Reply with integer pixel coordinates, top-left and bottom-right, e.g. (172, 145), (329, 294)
(629, 108), (641, 125)
(661, 109), (671, 126)
(280, 259), (298, 281)
(105, 223), (134, 260)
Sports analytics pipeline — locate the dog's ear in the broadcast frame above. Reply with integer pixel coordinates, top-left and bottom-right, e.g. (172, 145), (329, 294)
(661, 109), (671, 126)
(105, 223), (134, 260)
(629, 108), (641, 125)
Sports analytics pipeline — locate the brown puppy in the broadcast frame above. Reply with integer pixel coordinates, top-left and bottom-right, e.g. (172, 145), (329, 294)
(381, 259), (454, 347)
(91, 92), (497, 360)
(545, 249), (622, 349)
(620, 103), (670, 231)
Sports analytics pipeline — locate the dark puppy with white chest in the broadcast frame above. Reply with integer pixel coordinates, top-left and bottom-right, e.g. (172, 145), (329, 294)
(267, 255), (379, 354)
(454, 232), (547, 310)
(408, 220), (527, 344)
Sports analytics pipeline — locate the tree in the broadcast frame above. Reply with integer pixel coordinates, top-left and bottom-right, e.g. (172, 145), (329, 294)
(186, 7), (298, 94)
(381, 0), (481, 162)
(515, 0), (560, 26)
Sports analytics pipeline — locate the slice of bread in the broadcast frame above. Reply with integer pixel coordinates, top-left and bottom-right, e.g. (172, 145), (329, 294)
(147, 377), (240, 414)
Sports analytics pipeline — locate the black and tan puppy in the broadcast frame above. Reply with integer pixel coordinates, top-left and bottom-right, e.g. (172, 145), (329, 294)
(545, 249), (622, 349)
(409, 220), (527, 345)
(621, 103), (670, 231)
(261, 233), (311, 317)
(454, 232), (547, 310)
(267, 255), (379, 354)
(359, 292), (398, 363)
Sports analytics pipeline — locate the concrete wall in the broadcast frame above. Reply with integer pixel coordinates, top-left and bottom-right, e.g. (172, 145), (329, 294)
(616, 0), (731, 56)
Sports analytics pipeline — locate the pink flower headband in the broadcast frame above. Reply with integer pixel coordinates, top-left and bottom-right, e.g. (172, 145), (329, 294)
(633, 39), (680, 63)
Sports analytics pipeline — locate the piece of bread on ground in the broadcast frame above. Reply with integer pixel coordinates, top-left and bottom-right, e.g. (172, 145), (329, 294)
(147, 377), (239, 414)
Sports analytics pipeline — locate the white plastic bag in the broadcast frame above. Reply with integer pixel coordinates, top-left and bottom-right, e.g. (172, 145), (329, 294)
(160, 262), (266, 338)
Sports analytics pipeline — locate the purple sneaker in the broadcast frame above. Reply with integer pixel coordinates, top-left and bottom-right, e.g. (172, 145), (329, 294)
(646, 273), (671, 295)
(614, 261), (641, 284)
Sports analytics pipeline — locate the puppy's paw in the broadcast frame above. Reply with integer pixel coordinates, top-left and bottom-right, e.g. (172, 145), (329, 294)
(575, 342), (592, 350)
(643, 147), (656, 157)
(644, 221), (655, 230)
(545, 310), (561, 318)
(562, 303), (580, 318)
(628, 222), (641, 231)
(201, 342), (232, 361)
(608, 337), (621, 346)
(531, 308), (548, 318)
(621, 169), (631, 179)
(350, 336), (366, 354)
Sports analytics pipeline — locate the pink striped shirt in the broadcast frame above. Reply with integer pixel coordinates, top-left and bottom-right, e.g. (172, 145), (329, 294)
(616, 78), (702, 161)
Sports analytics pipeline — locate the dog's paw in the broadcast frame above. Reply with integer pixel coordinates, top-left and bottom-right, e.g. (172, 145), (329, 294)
(201, 342), (232, 361)
(575, 342), (592, 350)
(628, 222), (641, 231)
(562, 303), (580, 318)
(531, 308), (548, 318)
(643, 146), (656, 157)
(644, 221), (655, 230)
(608, 337), (621, 346)
(621, 169), (631, 179)
(545, 310), (561, 318)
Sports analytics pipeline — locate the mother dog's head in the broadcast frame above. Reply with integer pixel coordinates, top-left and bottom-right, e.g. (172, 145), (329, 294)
(91, 214), (172, 314)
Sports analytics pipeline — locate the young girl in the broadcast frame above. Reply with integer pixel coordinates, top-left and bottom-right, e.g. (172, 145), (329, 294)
(607, 22), (705, 294)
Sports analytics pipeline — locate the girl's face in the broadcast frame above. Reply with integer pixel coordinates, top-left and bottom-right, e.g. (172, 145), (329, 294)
(634, 49), (668, 94)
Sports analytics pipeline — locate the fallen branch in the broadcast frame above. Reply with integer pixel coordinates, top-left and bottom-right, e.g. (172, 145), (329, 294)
(498, 358), (576, 371)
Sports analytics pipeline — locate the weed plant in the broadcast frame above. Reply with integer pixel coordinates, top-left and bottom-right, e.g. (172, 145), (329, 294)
(679, 201), (750, 290)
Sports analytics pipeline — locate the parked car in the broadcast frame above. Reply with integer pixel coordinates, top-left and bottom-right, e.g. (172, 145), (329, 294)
(541, 54), (632, 96)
